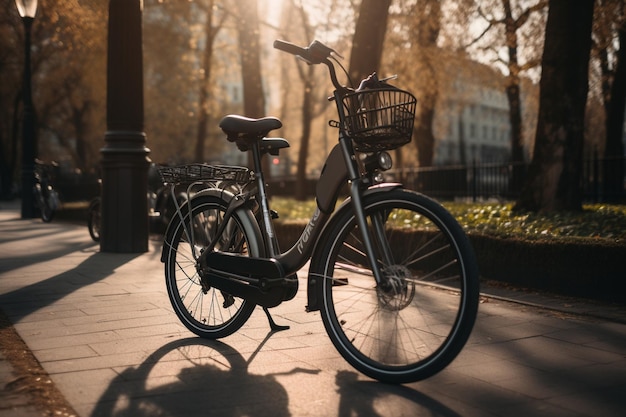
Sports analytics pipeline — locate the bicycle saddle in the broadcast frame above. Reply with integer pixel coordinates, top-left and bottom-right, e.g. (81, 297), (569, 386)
(219, 115), (282, 140)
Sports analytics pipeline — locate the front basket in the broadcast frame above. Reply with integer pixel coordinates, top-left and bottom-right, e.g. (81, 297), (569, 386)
(342, 88), (417, 152)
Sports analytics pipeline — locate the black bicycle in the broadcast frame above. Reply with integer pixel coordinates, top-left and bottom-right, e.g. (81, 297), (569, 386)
(33, 160), (59, 222)
(158, 40), (479, 383)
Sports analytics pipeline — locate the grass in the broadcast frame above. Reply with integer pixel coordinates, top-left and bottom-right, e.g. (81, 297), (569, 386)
(270, 197), (626, 243)
(446, 203), (626, 241)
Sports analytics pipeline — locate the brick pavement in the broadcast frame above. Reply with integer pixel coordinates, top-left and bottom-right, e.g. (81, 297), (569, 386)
(1, 200), (625, 417)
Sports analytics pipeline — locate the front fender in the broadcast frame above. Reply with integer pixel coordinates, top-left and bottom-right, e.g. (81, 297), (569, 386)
(305, 183), (403, 312)
(160, 187), (237, 263)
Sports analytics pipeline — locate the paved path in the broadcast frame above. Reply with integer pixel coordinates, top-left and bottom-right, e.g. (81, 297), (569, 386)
(1, 201), (625, 417)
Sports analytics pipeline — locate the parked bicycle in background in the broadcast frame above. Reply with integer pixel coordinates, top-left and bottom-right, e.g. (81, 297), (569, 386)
(87, 164), (188, 242)
(33, 160), (60, 222)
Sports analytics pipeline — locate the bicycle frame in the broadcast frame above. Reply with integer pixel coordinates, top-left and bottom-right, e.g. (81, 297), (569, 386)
(158, 39), (479, 384)
(161, 39), (408, 310)
(182, 89), (396, 308)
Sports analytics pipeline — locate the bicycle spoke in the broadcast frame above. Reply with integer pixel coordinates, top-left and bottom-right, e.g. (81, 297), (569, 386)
(164, 194), (259, 339)
(318, 192), (478, 382)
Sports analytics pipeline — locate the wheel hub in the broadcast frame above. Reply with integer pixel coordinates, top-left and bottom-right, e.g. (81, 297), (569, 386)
(377, 265), (415, 311)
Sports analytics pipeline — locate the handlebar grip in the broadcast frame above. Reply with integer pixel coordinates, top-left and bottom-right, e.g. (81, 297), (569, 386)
(273, 40), (309, 59)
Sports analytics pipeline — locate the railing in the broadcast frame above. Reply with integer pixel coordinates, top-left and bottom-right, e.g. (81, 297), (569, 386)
(389, 162), (523, 202)
(266, 156), (625, 203)
(389, 156), (626, 203)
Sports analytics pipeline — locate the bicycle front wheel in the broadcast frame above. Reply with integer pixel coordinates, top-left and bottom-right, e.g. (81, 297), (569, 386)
(163, 194), (262, 339)
(34, 186), (55, 222)
(315, 189), (479, 383)
(87, 198), (101, 242)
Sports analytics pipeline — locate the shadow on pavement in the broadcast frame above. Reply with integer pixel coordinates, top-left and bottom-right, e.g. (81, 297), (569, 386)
(89, 336), (463, 417)
(89, 337), (292, 417)
(0, 222), (96, 275)
(0, 250), (141, 325)
(335, 371), (462, 417)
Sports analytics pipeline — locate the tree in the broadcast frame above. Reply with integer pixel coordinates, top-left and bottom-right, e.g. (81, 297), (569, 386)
(1, 0), (107, 187)
(471, 0), (547, 190)
(194, 1), (228, 162)
(235, 0), (265, 120)
(271, 0), (355, 198)
(595, 0), (626, 202)
(410, 0), (442, 168)
(144, 0), (202, 164)
(348, 0), (392, 85)
(233, 0), (265, 171)
(286, 2), (316, 200)
(514, 0), (595, 212)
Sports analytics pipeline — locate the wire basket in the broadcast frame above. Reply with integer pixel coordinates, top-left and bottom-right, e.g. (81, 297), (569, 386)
(158, 164), (254, 185)
(342, 88), (417, 152)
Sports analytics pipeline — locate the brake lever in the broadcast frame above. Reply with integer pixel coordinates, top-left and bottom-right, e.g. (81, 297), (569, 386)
(308, 40), (342, 63)
(380, 74), (398, 82)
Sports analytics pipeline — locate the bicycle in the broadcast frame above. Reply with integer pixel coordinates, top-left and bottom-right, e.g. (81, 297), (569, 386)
(87, 165), (185, 242)
(158, 40), (480, 383)
(33, 160), (60, 222)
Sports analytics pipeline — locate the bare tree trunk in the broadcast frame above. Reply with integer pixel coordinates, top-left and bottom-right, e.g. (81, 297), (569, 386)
(291, 2), (326, 200)
(348, 0), (392, 85)
(235, 0), (266, 170)
(603, 18), (626, 202)
(514, 0), (595, 212)
(502, 0), (525, 193)
(412, 0), (441, 168)
(295, 71), (314, 201)
(194, 2), (215, 162)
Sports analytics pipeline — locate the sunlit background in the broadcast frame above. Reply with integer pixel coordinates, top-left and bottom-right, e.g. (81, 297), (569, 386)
(0, 0), (622, 203)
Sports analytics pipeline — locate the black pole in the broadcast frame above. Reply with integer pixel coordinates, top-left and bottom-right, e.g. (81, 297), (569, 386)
(100, 0), (150, 253)
(20, 16), (36, 219)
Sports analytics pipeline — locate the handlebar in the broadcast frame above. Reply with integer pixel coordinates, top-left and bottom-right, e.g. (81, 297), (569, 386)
(273, 40), (338, 64)
(273, 39), (346, 92)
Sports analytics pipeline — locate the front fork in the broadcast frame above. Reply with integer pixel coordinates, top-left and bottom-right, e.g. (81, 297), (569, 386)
(339, 138), (393, 287)
(348, 179), (395, 287)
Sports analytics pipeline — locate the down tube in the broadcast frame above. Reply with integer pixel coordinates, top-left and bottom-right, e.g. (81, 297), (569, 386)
(276, 144), (348, 274)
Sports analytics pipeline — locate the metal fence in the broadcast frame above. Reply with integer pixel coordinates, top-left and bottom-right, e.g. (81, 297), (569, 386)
(388, 156), (626, 203)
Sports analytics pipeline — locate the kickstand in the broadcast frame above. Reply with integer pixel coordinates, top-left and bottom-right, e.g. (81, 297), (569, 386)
(262, 307), (290, 332)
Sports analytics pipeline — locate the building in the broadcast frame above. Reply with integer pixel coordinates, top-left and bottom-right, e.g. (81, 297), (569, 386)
(431, 54), (532, 166)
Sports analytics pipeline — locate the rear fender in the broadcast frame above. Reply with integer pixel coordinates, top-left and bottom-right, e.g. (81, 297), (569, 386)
(160, 188), (237, 263)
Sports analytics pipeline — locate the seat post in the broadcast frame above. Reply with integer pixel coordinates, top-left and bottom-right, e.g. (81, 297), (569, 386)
(250, 141), (278, 257)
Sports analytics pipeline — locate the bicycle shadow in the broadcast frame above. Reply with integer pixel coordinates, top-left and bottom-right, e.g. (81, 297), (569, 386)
(89, 334), (464, 417)
(89, 337), (300, 417)
(335, 370), (463, 417)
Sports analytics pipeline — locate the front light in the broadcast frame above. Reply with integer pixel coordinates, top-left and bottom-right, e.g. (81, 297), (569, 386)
(378, 152), (392, 171)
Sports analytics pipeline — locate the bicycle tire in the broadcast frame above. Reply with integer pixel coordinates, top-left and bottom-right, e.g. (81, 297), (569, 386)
(163, 193), (262, 339)
(40, 202), (55, 222)
(34, 185), (55, 222)
(87, 199), (101, 242)
(313, 189), (479, 383)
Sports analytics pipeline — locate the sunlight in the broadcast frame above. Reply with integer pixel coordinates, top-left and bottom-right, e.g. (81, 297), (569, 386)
(261, 0), (284, 26)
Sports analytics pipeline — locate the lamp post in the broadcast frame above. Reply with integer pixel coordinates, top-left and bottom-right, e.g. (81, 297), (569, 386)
(100, 0), (150, 252)
(15, 0), (38, 219)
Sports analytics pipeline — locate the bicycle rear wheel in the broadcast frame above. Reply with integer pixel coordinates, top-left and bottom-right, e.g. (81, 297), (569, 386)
(315, 189), (479, 383)
(163, 193), (262, 339)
